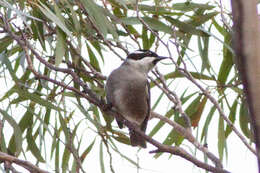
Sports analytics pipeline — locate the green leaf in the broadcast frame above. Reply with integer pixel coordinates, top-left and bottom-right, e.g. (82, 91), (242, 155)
(62, 147), (71, 173)
(0, 109), (23, 156)
(86, 42), (101, 71)
(2, 57), (62, 111)
(149, 91), (196, 140)
(55, 138), (60, 172)
(154, 129), (184, 158)
(149, 109), (174, 137)
(13, 86), (62, 111)
(217, 34), (233, 84)
(218, 116), (225, 162)
(225, 99), (238, 138)
(99, 142), (105, 173)
(217, 34), (233, 85)
(212, 19), (228, 36)
(43, 108), (51, 135)
(151, 91), (164, 111)
(26, 127), (45, 162)
(90, 41), (104, 62)
(31, 8), (46, 50)
(8, 102), (35, 155)
(151, 71), (214, 87)
(166, 71), (213, 80)
(59, 113), (70, 141)
(121, 17), (172, 34)
(190, 96), (207, 127)
(2, 53), (19, 82)
(80, 0), (118, 40)
(164, 16), (208, 36)
(198, 35), (210, 72)
(75, 103), (101, 128)
(129, 4), (175, 15)
(188, 12), (218, 26)
(201, 106), (216, 142)
(185, 95), (202, 119)
(172, 2), (215, 11)
(37, 2), (73, 39)
(55, 29), (66, 67)
(0, 1), (42, 22)
(67, 2), (81, 33)
(80, 139), (96, 162)
(108, 137), (139, 166)
(239, 101), (252, 139)
(0, 36), (12, 53)
(142, 26), (149, 49)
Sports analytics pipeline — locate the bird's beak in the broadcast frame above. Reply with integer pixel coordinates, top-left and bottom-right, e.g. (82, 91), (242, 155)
(157, 56), (169, 60)
(153, 56), (169, 64)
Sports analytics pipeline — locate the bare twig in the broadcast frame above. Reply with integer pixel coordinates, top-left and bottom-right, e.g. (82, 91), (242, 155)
(152, 67), (192, 128)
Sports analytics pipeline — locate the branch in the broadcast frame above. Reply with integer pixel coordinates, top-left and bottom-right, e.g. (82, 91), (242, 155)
(1, 13), (230, 173)
(135, 0), (256, 156)
(0, 152), (49, 173)
(151, 112), (222, 168)
(105, 109), (230, 173)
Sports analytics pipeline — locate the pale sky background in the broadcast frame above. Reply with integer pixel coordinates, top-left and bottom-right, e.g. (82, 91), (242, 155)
(0, 0), (258, 173)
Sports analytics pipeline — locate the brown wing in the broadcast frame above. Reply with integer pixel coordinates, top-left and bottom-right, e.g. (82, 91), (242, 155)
(105, 68), (124, 128)
(140, 80), (150, 132)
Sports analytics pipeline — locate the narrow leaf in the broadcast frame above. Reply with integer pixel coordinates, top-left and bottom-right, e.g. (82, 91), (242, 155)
(37, 2), (73, 39)
(0, 109), (22, 156)
(218, 116), (225, 161)
(80, 139), (96, 162)
(225, 99), (238, 138)
(55, 29), (66, 67)
(26, 128), (45, 162)
(99, 142), (105, 173)
(172, 2), (215, 11)
(239, 101), (252, 139)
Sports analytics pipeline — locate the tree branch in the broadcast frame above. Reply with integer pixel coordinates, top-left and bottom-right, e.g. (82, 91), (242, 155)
(134, 0), (256, 156)
(0, 152), (49, 173)
(0, 12), (233, 172)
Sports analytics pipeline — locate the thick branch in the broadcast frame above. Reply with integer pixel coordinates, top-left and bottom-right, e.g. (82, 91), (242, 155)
(0, 152), (49, 173)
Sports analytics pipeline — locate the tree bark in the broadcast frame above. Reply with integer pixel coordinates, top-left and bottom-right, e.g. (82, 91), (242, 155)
(231, 0), (260, 170)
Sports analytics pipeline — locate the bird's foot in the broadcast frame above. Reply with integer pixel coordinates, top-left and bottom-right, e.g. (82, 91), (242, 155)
(103, 103), (112, 111)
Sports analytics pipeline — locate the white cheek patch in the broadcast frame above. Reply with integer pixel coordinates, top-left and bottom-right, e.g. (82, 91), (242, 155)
(127, 57), (157, 73)
(139, 56), (156, 65)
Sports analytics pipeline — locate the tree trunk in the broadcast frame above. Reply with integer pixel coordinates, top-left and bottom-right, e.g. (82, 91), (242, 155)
(231, 0), (260, 170)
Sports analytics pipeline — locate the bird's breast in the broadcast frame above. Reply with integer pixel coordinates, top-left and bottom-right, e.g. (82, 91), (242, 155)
(113, 74), (148, 125)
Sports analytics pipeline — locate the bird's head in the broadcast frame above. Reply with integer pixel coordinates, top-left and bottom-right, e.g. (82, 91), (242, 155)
(125, 50), (169, 73)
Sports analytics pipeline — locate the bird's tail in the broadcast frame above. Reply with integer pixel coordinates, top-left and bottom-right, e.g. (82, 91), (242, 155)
(130, 130), (146, 148)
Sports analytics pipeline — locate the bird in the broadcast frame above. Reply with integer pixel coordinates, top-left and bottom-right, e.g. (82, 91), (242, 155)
(105, 50), (168, 148)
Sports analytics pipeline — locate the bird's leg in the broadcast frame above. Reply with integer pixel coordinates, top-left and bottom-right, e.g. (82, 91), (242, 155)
(103, 102), (113, 111)
(115, 115), (124, 129)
